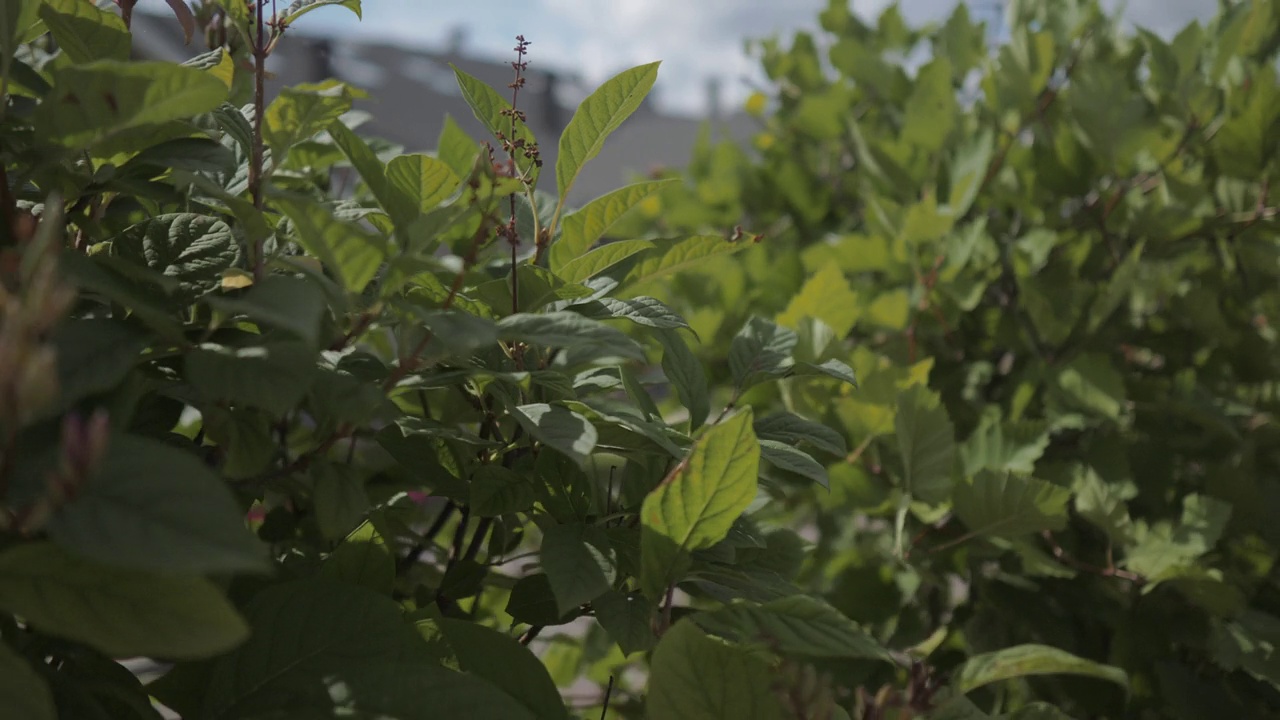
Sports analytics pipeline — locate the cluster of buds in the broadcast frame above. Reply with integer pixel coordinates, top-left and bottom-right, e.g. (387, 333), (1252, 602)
(0, 201), (110, 534)
(497, 35), (544, 173)
(771, 655), (841, 720)
(0, 208), (74, 429)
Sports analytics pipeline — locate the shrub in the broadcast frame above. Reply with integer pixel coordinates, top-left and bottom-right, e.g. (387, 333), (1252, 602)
(3, 0), (1277, 719)
(625, 0), (1280, 717)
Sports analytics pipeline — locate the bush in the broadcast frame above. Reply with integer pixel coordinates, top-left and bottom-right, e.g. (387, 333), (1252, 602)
(1, 1), (1277, 719)
(627, 0), (1280, 717)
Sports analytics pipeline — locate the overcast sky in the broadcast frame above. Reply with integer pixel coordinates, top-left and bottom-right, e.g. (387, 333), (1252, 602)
(302, 0), (1216, 115)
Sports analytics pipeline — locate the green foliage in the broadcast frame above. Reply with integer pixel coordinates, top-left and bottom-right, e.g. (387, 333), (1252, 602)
(5, 1), (1280, 719)
(623, 0), (1280, 716)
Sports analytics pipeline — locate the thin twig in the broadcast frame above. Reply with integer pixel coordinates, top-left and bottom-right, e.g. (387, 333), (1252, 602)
(396, 501), (457, 574)
(600, 675), (616, 720)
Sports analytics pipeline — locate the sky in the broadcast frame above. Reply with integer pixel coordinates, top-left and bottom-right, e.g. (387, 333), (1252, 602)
(302, 0), (1217, 115)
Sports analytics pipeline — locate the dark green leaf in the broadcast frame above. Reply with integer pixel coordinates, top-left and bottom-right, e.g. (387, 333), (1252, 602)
(113, 213), (241, 304)
(694, 595), (891, 661)
(572, 295), (691, 332)
(510, 403), (598, 468)
(498, 311), (644, 360)
(204, 274), (328, 348)
(541, 523), (617, 615)
(506, 574), (579, 626)
(657, 329), (710, 429)
(952, 644), (1129, 694)
(36, 61), (228, 149)
(310, 462), (370, 541)
(185, 339), (317, 415)
(952, 471), (1072, 539)
(0, 642), (56, 720)
(646, 619), (784, 720)
(47, 435), (268, 573)
(754, 413), (848, 457)
(50, 318), (148, 412)
(202, 580), (432, 717)
(895, 384), (956, 505)
(0, 542), (248, 660)
(438, 618), (569, 720)
(729, 317), (797, 388)
(759, 439), (829, 488)
(592, 589), (654, 655)
(471, 465), (536, 517)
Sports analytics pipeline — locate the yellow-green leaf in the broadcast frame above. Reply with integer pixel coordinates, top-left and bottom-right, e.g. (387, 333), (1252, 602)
(555, 62), (660, 202)
(640, 409), (759, 599)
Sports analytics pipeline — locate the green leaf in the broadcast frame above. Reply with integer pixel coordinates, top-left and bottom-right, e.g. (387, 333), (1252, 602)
(949, 129), (994, 215)
(1053, 354), (1126, 420)
(281, 0), (362, 24)
(438, 618), (569, 720)
(185, 339), (318, 416)
(793, 358), (859, 386)
(616, 234), (751, 293)
(265, 81), (357, 159)
(776, 262), (861, 336)
(120, 137), (237, 177)
(1072, 467), (1133, 544)
(0, 542), (248, 660)
(323, 662), (536, 720)
(571, 295), (690, 332)
(319, 519), (395, 595)
(552, 179), (675, 270)
(326, 120), (399, 221)
(541, 523), (617, 615)
(729, 317), (797, 389)
(203, 274), (328, 348)
(384, 153), (461, 224)
(895, 384), (956, 505)
(557, 238), (656, 283)
(556, 62), (660, 201)
(759, 439), (829, 488)
(38, 0), (130, 64)
(49, 318), (148, 412)
(952, 472), (1072, 539)
(36, 60), (228, 149)
(506, 574), (579, 626)
(451, 64), (541, 185)
(960, 408), (1051, 476)
(592, 590), (654, 655)
(952, 644), (1129, 694)
(113, 213), (242, 304)
(202, 580), (434, 718)
(275, 195), (387, 292)
(646, 619), (784, 720)
(436, 114), (479, 178)
(311, 462), (370, 541)
(641, 409), (759, 599)
(657, 329), (710, 429)
(1125, 494), (1232, 580)
(471, 465), (536, 517)
(498, 311), (644, 360)
(694, 595), (891, 661)
(0, 642), (55, 720)
(47, 435), (268, 573)
(510, 403), (598, 468)
(754, 413), (848, 457)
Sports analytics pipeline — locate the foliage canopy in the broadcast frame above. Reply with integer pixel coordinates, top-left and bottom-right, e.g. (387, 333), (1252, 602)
(1, 0), (1279, 719)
